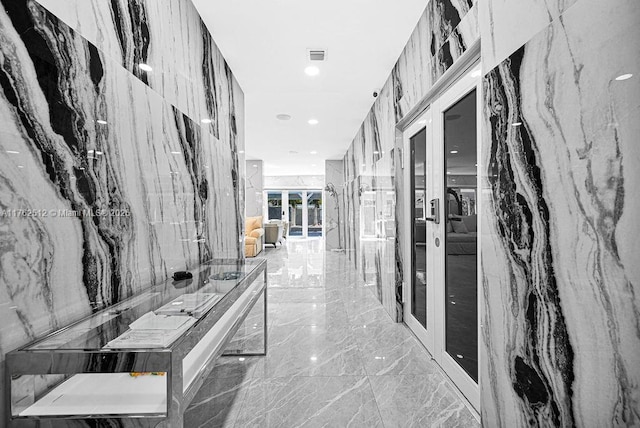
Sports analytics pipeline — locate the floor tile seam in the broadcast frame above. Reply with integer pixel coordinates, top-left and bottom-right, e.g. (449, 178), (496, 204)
(250, 374), (368, 381)
(364, 374), (389, 428)
(227, 374), (251, 428)
(350, 320), (382, 378)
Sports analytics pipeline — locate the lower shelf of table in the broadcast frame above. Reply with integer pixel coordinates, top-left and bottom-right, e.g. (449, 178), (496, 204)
(19, 373), (167, 417)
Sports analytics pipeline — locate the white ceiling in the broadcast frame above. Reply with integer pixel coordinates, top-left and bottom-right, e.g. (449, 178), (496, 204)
(192, 0), (428, 176)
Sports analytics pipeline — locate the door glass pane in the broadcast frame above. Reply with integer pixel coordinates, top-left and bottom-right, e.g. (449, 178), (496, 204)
(444, 89), (478, 382)
(288, 191), (303, 236)
(411, 127), (427, 329)
(267, 192), (282, 220)
(307, 191), (323, 237)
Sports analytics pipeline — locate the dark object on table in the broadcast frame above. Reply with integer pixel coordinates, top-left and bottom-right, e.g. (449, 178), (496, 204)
(172, 271), (193, 281)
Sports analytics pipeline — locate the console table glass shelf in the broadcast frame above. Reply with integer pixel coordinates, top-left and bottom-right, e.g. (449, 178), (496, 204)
(5, 258), (267, 427)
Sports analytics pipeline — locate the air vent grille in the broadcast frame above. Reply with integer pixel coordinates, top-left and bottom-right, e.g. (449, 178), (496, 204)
(308, 49), (327, 61)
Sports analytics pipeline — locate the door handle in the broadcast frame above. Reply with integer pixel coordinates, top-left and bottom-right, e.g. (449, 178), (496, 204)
(425, 198), (440, 224)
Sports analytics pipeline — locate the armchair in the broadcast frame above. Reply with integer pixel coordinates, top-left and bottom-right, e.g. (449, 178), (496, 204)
(245, 215), (265, 257)
(264, 222), (284, 247)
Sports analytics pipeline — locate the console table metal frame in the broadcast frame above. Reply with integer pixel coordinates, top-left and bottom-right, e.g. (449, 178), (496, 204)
(5, 258), (267, 427)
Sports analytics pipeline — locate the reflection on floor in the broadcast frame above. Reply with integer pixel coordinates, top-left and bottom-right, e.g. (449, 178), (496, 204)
(185, 238), (479, 427)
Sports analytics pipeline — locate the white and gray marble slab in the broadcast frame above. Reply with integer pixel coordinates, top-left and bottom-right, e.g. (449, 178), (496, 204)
(479, 0), (578, 71)
(0, 0), (244, 382)
(245, 159), (263, 217)
(481, 0), (640, 425)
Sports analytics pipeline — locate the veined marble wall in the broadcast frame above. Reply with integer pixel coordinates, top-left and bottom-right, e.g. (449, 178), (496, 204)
(0, 0), (244, 406)
(325, 160), (344, 250)
(342, 0), (479, 320)
(480, 0), (640, 425)
(246, 160), (263, 217)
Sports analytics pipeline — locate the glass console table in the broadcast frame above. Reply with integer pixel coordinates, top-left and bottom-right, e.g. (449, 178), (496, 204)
(5, 258), (267, 427)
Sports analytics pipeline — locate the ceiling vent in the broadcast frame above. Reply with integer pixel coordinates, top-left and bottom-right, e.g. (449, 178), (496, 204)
(307, 49), (327, 61)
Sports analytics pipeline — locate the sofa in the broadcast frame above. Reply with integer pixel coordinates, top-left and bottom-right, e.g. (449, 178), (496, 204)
(245, 215), (265, 257)
(413, 215), (476, 255)
(447, 214), (477, 255)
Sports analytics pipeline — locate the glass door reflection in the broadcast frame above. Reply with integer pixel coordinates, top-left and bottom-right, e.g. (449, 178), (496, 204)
(411, 128), (427, 329)
(443, 89), (478, 382)
(307, 191), (323, 237)
(288, 191), (304, 236)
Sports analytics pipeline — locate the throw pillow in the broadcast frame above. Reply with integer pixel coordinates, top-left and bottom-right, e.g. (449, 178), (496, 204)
(451, 218), (468, 233)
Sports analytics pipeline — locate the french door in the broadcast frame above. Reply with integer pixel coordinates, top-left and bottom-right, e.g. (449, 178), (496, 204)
(264, 190), (323, 238)
(404, 63), (481, 409)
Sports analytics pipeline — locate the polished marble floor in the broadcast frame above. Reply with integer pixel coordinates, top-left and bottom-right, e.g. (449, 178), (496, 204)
(185, 238), (479, 427)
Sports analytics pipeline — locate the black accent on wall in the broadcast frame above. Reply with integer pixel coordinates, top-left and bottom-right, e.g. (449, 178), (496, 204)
(485, 46), (576, 426)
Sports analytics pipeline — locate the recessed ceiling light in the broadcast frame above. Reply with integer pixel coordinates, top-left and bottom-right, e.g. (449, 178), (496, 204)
(512, 122), (522, 127)
(308, 119), (319, 125)
(238, 150), (245, 154)
(276, 114), (291, 121)
(450, 150), (458, 154)
(95, 151), (103, 155)
(96, 119), (108, 125)
(201, 118), (213, 124)
(252, 164), (258, 168)
(17, 165), (24, 169)
(373, 151), (379, 154)
(6, 150), (19, 154)
(171, 151), (181, 155)
(304, 66), (320, 76)
(310, 150), (317, 155)
(615, 73), (633, 81)
(138, 63), (153, 72)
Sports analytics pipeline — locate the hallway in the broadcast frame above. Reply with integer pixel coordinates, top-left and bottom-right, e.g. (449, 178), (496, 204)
(185, 239), (479, 427)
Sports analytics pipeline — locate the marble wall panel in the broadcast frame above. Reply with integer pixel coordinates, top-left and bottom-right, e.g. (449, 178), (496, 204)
(431, 3), (478, 82)
(391, 8), (432, 123)
(325, 160), (344, 250)
(0, 0), (244, 408)
(34, 0), (243, 141)
(480, 0), (640, 424)
(245, 160), (263, 217)
(343, 0), (478, 320)
(479, 0), (578, 71)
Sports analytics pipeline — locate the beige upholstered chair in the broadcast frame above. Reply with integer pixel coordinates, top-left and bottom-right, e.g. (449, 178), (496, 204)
(264, 222), (284, 247)
(244, 216), (264, 257)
